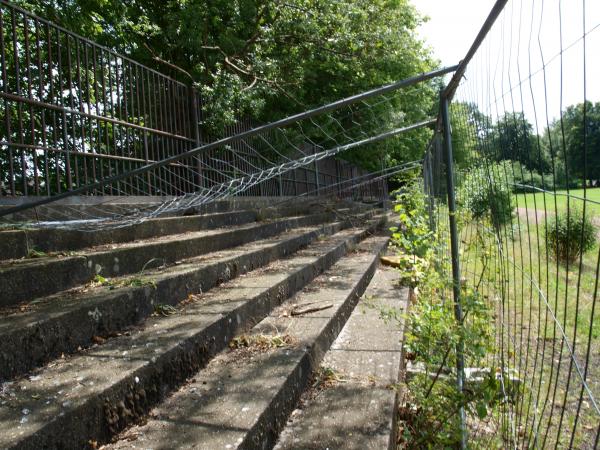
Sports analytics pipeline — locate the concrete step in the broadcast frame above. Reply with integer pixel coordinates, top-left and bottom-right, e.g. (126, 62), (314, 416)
(0, 197), (361, 261)
(0, 210), (259, 261)
(0, 195), (353, 222)
(0, 209), (368, 307)
(0, 217), (388, 450)
(275, 266), (408, 450)
(0, 212), (383, 381)
(105, 234), (390, 450)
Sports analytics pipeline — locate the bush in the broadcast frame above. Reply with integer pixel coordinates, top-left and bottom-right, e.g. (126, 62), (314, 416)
(546, 208), (596, 263)
(459, 163), (514, 229)
(392, 183), (434, 258)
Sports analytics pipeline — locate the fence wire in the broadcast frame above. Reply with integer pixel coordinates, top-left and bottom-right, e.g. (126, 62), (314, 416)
(1, 45), (450, 229)
(424, 0), (600, 448)
(0, 0), (451, 230)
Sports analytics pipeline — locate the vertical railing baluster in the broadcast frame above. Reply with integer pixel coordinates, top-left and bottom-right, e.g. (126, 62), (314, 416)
(75, 38), (89, 187)
(83, 43), (97, 187)
(11, 9), (27, 195)
(0, 8), (16, 196)
(34, 17), (50, 195)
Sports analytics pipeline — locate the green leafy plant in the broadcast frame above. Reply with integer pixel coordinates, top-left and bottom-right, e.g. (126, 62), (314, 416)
(27, 248), (48, 258)
(391, 181), (500, 449)
(154, 304), (177, 316)
(459, 162), (514, 230)
(391, 183), (435, 258)
(546, 207), (596, 263)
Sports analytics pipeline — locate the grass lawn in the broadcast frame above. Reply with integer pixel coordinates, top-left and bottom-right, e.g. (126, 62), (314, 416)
(518, 187), (600, 217)
(459, 216), (599, 448)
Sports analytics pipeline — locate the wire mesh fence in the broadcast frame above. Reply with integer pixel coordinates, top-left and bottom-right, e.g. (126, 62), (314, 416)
(420, 0), (600, 448)
(0, 0), (395, 225)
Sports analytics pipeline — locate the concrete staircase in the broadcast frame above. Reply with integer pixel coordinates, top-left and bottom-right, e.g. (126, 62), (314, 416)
(0, 198), (408, 450)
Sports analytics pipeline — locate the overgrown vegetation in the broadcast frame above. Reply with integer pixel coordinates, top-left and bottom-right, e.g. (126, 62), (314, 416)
(459, 162), (514, 230)
(391, 180), (501, 449)
(455, 160), (600, 446)
(545, 208), (596, 263)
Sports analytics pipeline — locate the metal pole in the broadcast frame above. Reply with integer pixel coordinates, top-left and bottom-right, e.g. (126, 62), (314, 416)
(380, 156), (388, 209)
(440, 95), (467, 450)
(313, 146), (320, 195)
(278, 174), (284, 197)
(191, 88), (203, 189)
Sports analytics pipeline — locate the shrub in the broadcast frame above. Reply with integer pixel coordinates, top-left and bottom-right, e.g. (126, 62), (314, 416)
(546, 208), (596, 263)
(392, 183), (434, 258)
(459, 163), (514, 229)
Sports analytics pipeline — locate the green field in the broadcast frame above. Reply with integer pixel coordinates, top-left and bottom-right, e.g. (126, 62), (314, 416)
(459, 210), (600, 448)
(517, 188), (600, 217)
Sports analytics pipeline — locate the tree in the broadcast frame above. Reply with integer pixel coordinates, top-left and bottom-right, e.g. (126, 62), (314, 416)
(487, 112), (548, 173)
(12, 0), (438, 168)
(561, 101), (600, 186)
(450, 102), (492, 168)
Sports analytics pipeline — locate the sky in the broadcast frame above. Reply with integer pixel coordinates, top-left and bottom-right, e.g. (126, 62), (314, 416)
(414, 0), (496, 68)
(412, 0), (600, 127)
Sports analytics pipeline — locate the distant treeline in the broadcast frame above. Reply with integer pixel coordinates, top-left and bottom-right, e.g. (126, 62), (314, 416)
(451, 101), (600, 190)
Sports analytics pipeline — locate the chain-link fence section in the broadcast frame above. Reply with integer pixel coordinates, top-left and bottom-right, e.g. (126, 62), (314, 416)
(422, 0), (600, 448)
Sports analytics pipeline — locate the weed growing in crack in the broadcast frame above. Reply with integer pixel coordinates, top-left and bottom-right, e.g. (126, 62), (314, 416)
(89, 274), (157, 290)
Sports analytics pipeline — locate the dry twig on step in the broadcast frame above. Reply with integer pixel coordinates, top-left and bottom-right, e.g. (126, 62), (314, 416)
(291, 303), (333, 316)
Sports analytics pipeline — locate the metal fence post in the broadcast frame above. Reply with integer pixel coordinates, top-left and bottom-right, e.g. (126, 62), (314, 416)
(441, 94), (467, 450)
(423, 149), (436, 233)
(313, 146), (320, 195)
(190, 87), (203, 190)
(380, 157), (388, 209)
(278, 174), (284, 197)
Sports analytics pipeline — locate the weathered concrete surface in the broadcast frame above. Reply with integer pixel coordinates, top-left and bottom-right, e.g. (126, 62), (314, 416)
(0, 214), (384, 380)
(0, 210), (258, 260)
(275, 266), (409, 450)
(105, 235), (389, 450)
(0, 198), (365, 261)
(0, 230), (29, 260)
(0, 221), (388, 450)
(0, 195), (351, 221)
(0, 210), (373, 307)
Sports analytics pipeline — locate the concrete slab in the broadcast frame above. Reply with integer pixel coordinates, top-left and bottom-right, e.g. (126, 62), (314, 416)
(105, 235), (389, 450)
(0, 222), (386, 450)
(0, 210), (374, 307)
(274, 266), (408, 450)
(0, 195), (349, 221)
(0, 214), (384, 380)
(0, 210), (258, 261)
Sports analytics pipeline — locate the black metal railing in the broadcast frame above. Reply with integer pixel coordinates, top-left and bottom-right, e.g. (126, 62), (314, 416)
(0, 0), (204, 197)
(0, 0), (379, 203)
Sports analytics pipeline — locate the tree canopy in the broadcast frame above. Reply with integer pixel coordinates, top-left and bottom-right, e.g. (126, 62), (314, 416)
(13, 0), (439, 170)
(560, 101), (600, 185)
